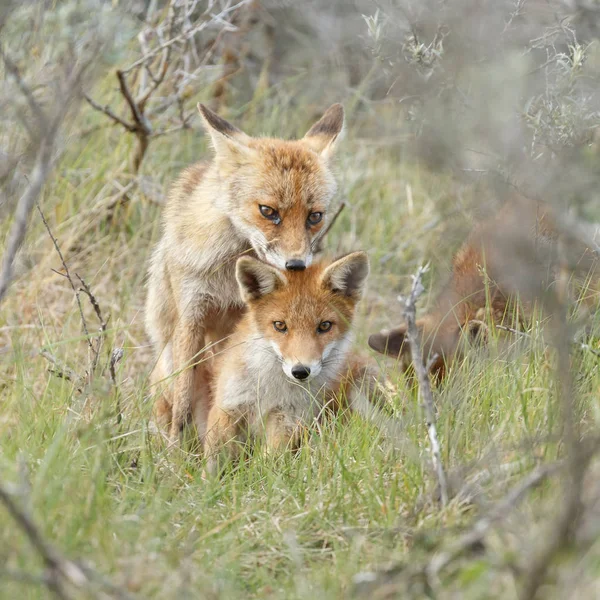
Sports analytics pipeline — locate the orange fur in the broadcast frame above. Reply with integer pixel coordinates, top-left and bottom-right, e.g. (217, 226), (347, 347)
(203, 252), (391, 474)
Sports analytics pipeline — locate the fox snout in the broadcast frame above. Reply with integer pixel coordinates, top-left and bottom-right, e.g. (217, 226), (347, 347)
(253, 242), (312, 272)
(273, 245), (313, 271)
(291, 364), (311, 379)
(259, 227), (314, 271)
(283, 359), (322, 382)
(285, 259), (306, 271)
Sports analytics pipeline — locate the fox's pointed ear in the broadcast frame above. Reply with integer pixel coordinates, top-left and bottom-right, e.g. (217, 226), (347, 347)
(198, 103), (254, 162)
(236, 257), (287, 302)
(368, 326), (409, 357)
(303, 103), (344, 159)
(321, 251), (369, 300)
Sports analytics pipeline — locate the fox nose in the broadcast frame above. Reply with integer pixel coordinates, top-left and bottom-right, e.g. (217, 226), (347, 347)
(291, 364), (311, 380)
(285, 259), (306, 271)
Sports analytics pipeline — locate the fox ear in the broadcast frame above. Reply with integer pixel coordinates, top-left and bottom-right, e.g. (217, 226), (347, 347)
(303, 103), (344, 159)
(368, 325), (409, 357)
(198, 103), (254, 162)
(321, 251), (369, 300)
(236, 257), (287, 302)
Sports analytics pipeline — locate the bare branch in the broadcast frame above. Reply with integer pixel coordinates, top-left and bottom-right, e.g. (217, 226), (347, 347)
(354, 462), (562, 596)
(402, 264), (449, 506)
(0, 44), (47, 135)
(0, 480), (137, 600)
(83, 94), (136, 132)
(0, 568), (53, 588)
(36, 204), (94, 360)
(76, 274), (108, 335)
(121, 0), (249, 74)
(0, 482), (87, 599)
(313, 200), (346, 253)
(116, 70), (151, 136)
(519, 245), (587, 600)
(110, 347), (124, 425)
(428, 463), (559, 579)
(39, 350), (84, 393)
(0, 45), (90, 306)
(0, 139), (53, 305)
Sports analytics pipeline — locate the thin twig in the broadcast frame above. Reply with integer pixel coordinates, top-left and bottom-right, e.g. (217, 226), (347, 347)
(76, 274), (107, 334)
(39, 350), (84, 393)
(110, 348), (124, 425)
(496, 324), (531, 338)
(36, 204), (94, 360)
(578, 342), (600, 358)
(402, 264), (449, 506)
(83, 94), (136, 132)
(313, 200), (346, 253)
(497, 324), (600, 358)
(502, 0), (527, 35)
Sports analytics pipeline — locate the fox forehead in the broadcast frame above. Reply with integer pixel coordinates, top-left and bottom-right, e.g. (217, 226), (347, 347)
(238, 140), (336, 210)
(250, 264), (356, 330)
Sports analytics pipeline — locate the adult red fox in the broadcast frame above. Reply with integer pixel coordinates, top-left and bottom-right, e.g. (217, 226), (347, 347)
(145, 103), (345, 443)
(368, 195), (600, 377)
(203, 252), (397, 474)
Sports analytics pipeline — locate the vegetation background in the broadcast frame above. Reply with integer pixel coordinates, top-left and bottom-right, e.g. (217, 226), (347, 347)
(2, 0), (600, 598)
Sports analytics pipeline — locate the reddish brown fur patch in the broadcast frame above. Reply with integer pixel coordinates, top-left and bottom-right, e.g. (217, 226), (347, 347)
(369, 194), (596, 378)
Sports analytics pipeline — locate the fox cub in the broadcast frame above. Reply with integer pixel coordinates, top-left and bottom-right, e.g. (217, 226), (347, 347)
(145, 103), (345, 442)
(368, 194), (600, 378)
(204, 251), (389, 475)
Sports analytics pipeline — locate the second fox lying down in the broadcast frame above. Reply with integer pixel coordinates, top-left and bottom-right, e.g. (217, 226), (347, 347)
(203, 252), (392, 474)
(368, 194), (600, 378)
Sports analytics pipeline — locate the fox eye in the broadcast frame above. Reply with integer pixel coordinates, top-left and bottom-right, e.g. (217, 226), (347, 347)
(307, 212), (323, 226)
(259, 205), (281, 225)
(273, 321), (287, 333)
(317, 321), (332, 333)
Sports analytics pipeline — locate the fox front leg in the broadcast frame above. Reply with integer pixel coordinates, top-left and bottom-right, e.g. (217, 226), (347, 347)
(264, 412), (303, 455)
(204, 406), (242, 476)
(170, 319), (206, 443)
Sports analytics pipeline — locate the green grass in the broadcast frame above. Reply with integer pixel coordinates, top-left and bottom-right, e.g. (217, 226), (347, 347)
(2, 73), (600, 600)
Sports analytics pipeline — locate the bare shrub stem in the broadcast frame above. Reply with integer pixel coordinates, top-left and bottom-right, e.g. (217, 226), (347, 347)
(0, 140), (53, 304)
(402, 265), (449, 506)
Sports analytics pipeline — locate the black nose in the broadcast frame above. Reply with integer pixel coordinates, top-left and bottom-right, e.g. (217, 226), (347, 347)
(285, 259), (306, 271)
(291, 364), (311, 380)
